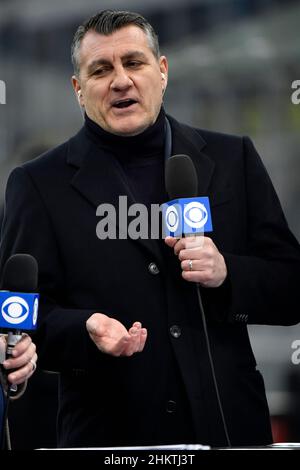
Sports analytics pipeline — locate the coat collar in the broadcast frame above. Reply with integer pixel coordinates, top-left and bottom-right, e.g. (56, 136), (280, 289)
(66, 117), (215, 261)
(167, 115), (215, 196)
(67, 127), (136, 211)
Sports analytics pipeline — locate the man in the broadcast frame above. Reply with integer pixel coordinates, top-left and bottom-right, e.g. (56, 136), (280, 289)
(0, 10), (299, 448)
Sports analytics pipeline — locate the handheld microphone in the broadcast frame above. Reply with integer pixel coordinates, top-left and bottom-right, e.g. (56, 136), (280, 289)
(0, 254), (39, 389)
(165, 154), (198, 199)
(163, 154), (212, 237)
(0, 254), (38, 449)
(164, 155), (231, 447)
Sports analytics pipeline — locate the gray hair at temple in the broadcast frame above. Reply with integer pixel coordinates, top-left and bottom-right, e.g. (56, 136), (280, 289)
(71, 10), (161, 77)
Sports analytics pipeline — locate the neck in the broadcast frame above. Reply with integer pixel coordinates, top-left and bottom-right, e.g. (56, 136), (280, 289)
(84, 108), (166, 159)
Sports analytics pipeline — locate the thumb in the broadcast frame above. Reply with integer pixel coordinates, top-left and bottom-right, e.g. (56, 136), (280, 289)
(87, 312), (109, 336)
(86, 317), (100, 335)
(164, 236), (178, 248)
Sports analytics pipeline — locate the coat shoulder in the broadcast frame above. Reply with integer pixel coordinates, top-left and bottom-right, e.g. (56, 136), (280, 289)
(20, 127), (85, 179)
(22, 141), (68, 173)
(169, 114), (244, 145)
(168, 114), (247, 163)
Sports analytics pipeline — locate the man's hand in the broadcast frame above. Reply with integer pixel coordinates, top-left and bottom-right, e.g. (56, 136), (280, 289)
(86, 313), (148, 357)
(0, 334), (37, 385)
(165, 235), (227, 288)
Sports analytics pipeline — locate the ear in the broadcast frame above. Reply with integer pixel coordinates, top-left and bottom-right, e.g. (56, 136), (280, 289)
(72, 75), (84, 107)
(159, 56), (168, 92)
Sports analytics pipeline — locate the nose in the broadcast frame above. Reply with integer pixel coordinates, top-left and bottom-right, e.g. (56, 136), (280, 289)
(110, 67), (133, 91)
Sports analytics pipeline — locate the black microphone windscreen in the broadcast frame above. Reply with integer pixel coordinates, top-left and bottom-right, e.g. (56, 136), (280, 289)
(165, 154), (198, 199)
(1, 254), (38, 292)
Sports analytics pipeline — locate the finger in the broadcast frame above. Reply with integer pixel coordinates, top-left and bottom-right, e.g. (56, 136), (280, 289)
(181, 259), (196, 272)
(122, 327), (147, 356)
(0, 335), (6, 363)
(138, 328), (147, 352)
(122, 340), (136, 357)
(3, 342), (36, 370)
(182, 269), (213, 285)
(175, 236), (206, 255)
(173, 238), (185, 255)
(7, 352), (38, 385)
(120, 322), (143, 356)
(10, 334), (32, 358)
(181, 259), (189, 271)
(127, 322), (142, 355)
(129, 325), (147, 354)
(134, 326), (144, 353)
(127, 325), (142, 355)
(174, 239), (199, 256)
(178, 247), (202, 261)
(110, 335), (131, 356)
(181, 259), (210, 272)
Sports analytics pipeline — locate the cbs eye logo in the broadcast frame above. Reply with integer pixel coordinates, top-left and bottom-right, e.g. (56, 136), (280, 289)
(1, 296), (30, 325)
(165, 205), (180, 232)
(183, 202), (208, 229)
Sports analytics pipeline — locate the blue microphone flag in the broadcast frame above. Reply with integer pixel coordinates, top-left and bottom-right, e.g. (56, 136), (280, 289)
(162, 196), (213, 237)
(0, 291), (39, 331)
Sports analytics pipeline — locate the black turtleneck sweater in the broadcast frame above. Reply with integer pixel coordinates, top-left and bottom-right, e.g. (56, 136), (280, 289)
(84, 108), (168, 209)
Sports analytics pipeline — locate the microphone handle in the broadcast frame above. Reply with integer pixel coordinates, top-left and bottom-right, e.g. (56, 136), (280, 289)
(6, 331), (22, 393)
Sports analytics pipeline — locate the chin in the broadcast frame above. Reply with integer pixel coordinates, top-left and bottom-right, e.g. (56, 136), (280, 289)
(110, 120), (149, 137)
(110, 116), (152, 137)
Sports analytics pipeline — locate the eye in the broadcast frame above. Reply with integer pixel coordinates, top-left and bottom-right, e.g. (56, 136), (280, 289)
(126, 61), (142, 68)
(92, 67), (110, 76)
(1, 296), (29, 325)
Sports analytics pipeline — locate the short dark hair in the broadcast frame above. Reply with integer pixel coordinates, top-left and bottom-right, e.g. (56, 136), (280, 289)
(71, 10), (160, 76)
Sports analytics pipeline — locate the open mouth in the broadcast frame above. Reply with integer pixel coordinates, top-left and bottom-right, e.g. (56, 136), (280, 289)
(112, 99), (138, 109)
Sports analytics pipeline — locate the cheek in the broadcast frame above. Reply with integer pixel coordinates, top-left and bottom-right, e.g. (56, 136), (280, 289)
(87, 83), (106, 100)
(143, 81), (163, 108)
(86, 89), (107, 111)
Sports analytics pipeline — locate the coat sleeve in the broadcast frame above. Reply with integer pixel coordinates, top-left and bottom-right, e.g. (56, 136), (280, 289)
(221, 136), (300, 326)
(0, 167), (101, 373)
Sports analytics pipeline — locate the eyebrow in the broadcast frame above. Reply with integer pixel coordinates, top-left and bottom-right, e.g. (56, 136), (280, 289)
(87, 51), (148, 74)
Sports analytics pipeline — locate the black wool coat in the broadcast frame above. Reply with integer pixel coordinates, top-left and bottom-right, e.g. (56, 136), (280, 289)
(1, 115), (300, 448)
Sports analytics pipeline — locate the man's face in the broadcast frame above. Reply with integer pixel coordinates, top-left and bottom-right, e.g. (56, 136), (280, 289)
(72, 25), (168, 136)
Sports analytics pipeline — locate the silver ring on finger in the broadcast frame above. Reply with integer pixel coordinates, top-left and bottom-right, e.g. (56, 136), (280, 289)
(189, 259), (193, 271)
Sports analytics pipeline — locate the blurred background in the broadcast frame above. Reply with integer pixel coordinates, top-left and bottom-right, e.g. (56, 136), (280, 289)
(0, 0), (299, 448)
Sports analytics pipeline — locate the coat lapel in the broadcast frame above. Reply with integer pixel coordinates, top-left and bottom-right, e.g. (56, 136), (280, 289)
(67, 128), (136, 212)
(66, 128), (164, 263)
(167, 115), (215, 197)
